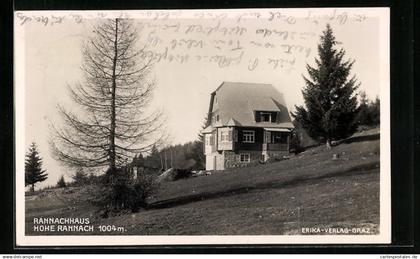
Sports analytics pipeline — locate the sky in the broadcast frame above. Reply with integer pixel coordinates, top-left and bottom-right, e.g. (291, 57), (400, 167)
(16, 8), (388, 187)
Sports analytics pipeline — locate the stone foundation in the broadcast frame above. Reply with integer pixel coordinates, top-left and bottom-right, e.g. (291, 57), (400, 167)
(224, 151), (263, 169)
(206, 150), (291, 170)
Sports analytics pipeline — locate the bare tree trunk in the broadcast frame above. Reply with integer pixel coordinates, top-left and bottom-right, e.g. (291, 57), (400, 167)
(109, 19), (119, 174)
(31, 184), (34, 192)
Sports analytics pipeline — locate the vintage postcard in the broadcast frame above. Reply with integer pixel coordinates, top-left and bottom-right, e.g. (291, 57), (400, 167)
(14, 8), (390, 246)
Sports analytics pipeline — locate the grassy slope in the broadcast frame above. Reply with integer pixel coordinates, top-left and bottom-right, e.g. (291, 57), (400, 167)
(26, 128), (380, 235)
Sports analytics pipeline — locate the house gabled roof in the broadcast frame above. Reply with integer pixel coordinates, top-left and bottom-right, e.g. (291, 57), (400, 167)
(225, 118), (241, 127)
(210, 82), (294, 129)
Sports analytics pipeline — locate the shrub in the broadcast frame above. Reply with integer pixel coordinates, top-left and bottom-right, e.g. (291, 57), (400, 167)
(290, 131), (304, 154)
(172, 169), (192, 180)
(131, 174), (159, 209)
(87, 173), (100, 185)
(89, 168), (159, 215)
(265, 156), (290, 164)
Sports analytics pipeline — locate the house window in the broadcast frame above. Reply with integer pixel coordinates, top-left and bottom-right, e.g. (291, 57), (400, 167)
(219, 129), (231, 142)
(205, 134), (211, 145)
(261, 112), (272, 122)
(256, 111), (278, 123)
(242, 130), (255, 143)
(221, 131), (227, 142)
(211, 113), (219, 125)
(240, 154), (250, 163)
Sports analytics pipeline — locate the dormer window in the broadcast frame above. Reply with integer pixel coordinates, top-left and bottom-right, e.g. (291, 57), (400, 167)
(210, 113), (219, 125)
(261, 112), (272, 122)
(255, 111), (278, 123)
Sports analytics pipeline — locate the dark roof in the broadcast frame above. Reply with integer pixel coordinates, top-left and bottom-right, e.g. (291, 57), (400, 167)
(209, 82), (294, 129)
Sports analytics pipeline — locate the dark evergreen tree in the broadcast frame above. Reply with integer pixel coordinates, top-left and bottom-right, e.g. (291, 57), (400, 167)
(133, 154), (145, 168)
(144, 144), (162, 170)
(190, 141), (204, 170)
(292, 24), (359, 148)
(57, 175), (67, 188)
(189, 116), (208, 169)
(370, 97), (380, 125)
(72, 167), (89, 186)
(355, 91), (380, 127)
(25, 142), (48, 192)
(88, 173), (97, 184)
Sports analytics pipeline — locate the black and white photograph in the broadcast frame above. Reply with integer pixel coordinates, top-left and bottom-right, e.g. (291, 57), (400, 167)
(14, 8), (391, 246)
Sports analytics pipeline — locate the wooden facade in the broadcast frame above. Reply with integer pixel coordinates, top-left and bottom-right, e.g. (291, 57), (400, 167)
(204, 126), (290, 155)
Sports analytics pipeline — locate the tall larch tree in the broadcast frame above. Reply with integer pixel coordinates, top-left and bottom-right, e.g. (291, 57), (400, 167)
(25, 142), (48, 192)
(292, 24), (359, 149)
(51, 18), (165, 176)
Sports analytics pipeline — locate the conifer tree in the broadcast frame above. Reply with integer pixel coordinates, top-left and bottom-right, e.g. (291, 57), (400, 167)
(72, 167), (89, 186)
(25, 142), (48, 192)
(144, 144), (162, 170)
(355, 91), (380, 127)
(134, 153), (144, 168)
(50, 18), (164, 176)
(292, 24), (359, 148)
(57, 175), (67, 188)
(191, 116), (208, 169)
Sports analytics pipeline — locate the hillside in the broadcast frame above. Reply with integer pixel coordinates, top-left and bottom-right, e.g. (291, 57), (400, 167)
(26, 128), (380, 235)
